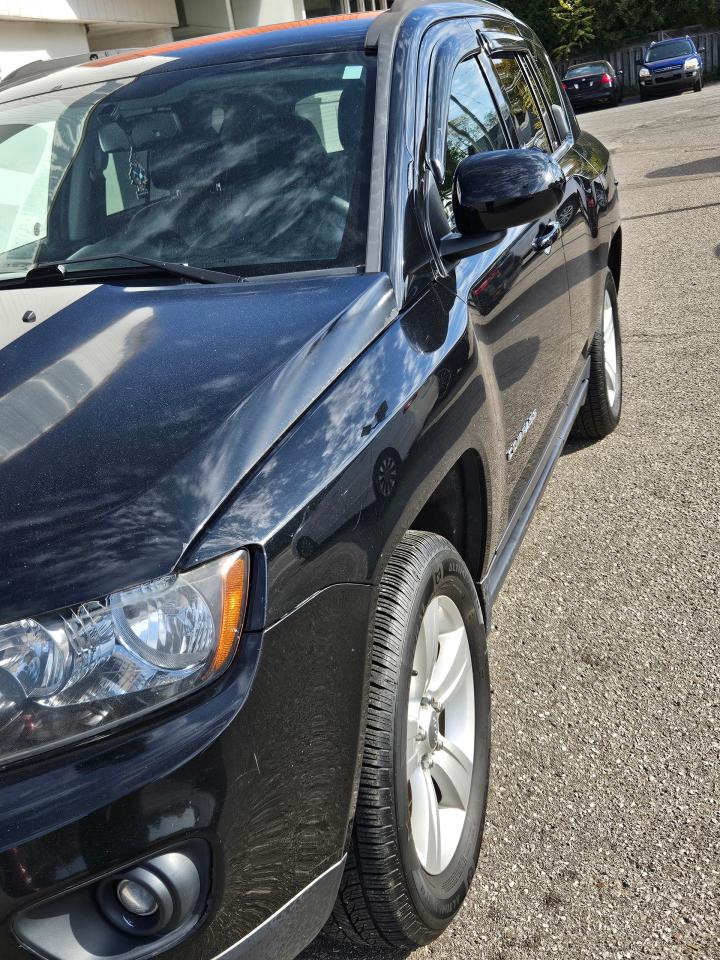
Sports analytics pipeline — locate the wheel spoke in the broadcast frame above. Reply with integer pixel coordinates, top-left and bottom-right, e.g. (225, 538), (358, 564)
(410, 766), (442, 874)
(407, 716), (420, 777)
(428, 625), (470, 708)
(433, 738), (473, 810)
(415, 615), (438, 694)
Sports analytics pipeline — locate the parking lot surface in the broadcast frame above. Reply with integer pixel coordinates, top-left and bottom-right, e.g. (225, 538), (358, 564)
(303, 85), (720, 959)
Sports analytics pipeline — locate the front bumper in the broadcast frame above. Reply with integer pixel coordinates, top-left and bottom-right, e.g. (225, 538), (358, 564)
(0, 582), (372, 960)
(640, 70), (698, 93)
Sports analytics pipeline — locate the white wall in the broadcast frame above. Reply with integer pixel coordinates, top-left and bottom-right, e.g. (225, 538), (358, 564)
(0, 1), (178, 27)
(88, 26), (174, 51)
(0, 20), (88, 79)
(231, 0), (304, 29)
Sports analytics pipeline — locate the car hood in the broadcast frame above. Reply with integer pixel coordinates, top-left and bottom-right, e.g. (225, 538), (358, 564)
(645, 55), (692, 70)
(0, 274), (395, 622)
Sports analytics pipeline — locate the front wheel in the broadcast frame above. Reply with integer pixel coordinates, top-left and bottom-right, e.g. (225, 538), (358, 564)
(572, 271), (623, 441)
(694, 75), (703, 92)
(327, 532), (490, 948)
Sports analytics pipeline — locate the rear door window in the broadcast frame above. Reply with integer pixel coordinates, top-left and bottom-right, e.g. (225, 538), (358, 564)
(491, 54), (551, 152)
(532, 50), (569, 145)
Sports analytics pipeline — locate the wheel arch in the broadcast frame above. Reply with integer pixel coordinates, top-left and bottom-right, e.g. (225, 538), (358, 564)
(409, 448), (488, 587)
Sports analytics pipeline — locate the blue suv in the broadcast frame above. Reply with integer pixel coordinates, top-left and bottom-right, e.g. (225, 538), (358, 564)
(638, 36), (704, 99)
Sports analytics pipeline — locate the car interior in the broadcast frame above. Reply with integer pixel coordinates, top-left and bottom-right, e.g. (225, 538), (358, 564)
(7, 57), (375, 278)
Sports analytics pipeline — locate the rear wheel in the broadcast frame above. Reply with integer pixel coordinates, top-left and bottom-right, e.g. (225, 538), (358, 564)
(327, 531), (490, 948)
(572, 272), (622, 441)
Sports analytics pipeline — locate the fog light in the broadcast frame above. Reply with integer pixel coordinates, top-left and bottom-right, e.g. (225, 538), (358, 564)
(116, 878), (159, 916)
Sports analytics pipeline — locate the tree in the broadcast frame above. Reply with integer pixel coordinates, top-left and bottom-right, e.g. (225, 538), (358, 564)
(550, 0), (596, 58)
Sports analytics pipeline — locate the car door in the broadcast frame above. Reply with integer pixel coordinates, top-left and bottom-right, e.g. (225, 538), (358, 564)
(424, 35), (573, 521)
(527, 42), (611, 369)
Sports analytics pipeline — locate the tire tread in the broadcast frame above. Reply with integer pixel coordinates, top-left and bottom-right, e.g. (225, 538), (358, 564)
(572, 272), (622, 441)
(326, 532), (459, 949)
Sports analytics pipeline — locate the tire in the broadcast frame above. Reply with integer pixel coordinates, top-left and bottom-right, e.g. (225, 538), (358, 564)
(639, 90), (649, 102)
(694, 75), (703, 92)
(326, 531), (490, 949)
(572, 271), (623, 441)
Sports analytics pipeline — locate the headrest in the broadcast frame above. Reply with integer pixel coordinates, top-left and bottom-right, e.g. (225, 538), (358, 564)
(219, 107), (326, 180)
(149, 133), (222, 190)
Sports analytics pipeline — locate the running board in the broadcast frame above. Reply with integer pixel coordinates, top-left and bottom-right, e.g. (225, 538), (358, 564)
(480, 357), (591, 619)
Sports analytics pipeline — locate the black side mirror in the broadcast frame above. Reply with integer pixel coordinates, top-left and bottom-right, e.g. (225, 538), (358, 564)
(616, 68), (624, 77)
(635, 58), (643, 66)
(452, 149), (566, 235)
(698, 46), (706, 54)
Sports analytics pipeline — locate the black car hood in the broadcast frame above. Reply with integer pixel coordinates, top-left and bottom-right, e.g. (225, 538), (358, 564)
(0, 273), (395, 622)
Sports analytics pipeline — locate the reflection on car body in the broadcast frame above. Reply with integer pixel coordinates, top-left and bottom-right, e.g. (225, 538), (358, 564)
(0, 6), (623, 960)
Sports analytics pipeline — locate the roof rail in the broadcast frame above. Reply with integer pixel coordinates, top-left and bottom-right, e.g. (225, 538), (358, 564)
(365, 0), (511, 48)
(0, 50), (141, 92)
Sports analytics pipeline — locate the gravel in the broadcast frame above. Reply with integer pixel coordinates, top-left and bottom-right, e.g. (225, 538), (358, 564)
(301, 85), (720, 960)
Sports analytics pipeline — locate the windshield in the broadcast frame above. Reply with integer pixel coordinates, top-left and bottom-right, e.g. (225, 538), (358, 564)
(646, 40), (694, 62)
(565, 62), (609, 78)
(0, 53), (375, 283)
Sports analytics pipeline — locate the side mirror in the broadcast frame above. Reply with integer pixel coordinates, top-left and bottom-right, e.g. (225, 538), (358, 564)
(698, 46), (706, 54)
(635, 58), (643, 66)
(452, 149), (566, 235)
(616, 68), (624, 77)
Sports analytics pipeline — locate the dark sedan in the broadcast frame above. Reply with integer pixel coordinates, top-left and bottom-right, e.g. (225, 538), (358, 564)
(562, 60), (624, 108)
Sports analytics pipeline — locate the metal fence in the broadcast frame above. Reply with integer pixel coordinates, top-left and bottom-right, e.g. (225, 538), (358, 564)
(559, 30), (720, 86)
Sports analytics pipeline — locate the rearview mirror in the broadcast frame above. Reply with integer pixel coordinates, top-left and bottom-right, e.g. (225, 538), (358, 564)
(452, 149), (566, 235)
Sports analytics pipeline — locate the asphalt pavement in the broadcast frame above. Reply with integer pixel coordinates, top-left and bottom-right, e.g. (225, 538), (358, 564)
(302, 84), (720, 960)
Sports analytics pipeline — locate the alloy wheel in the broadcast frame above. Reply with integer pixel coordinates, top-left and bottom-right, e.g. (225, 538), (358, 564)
(603, 288), (620, 407)
(407, 595), (475, 875)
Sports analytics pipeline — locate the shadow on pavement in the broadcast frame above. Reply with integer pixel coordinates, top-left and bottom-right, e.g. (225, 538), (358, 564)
(574, 95), (639, 115)
(561, 438), (593, 458)
(646, 154), (720, 178)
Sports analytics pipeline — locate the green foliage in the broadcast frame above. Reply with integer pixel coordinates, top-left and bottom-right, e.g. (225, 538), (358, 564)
(506, 0), (720, 57)
(550, 0), (595, 57)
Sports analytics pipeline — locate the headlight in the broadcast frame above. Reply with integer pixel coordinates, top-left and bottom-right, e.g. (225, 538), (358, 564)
(684, 57), (699, 70)
(639, 67), (650, 78)
(0, 549), (248, 764)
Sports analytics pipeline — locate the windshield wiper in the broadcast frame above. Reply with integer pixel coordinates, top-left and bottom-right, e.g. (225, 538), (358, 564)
(22, 254), (243, 286)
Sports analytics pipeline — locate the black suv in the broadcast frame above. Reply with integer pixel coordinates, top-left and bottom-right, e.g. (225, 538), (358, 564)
(0, 4), (622, 960)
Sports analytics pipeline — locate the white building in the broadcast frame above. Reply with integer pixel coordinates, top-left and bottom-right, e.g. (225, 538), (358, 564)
(0, 0), (388, 81)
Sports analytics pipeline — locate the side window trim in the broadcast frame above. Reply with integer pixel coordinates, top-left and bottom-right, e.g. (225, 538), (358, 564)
(530, 46), (577, 152)
(489, 50), (554, 154)
(522, 52), (565, 150)
(515, 51), (557, 149)
(424, 34), (484, 184)
(475, 48), (520, 148)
